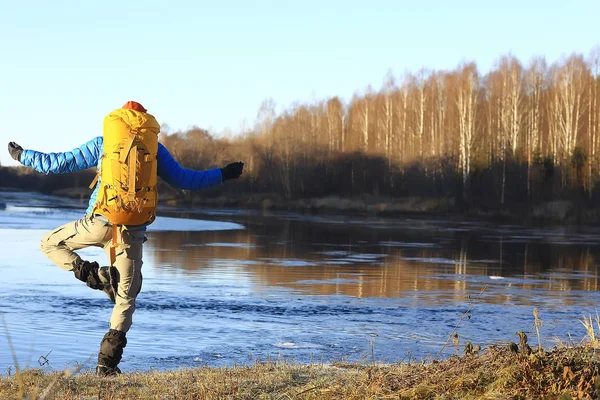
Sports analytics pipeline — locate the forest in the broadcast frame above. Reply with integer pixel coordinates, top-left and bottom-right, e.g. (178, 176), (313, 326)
(2, 48), (600, 217)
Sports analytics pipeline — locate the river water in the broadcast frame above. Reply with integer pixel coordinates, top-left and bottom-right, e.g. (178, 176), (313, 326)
(0, 191), (599, 373)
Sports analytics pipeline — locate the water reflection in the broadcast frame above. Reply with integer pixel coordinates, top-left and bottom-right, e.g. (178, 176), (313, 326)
(146, 216), (600, 303)
(5, 192), (600, 371)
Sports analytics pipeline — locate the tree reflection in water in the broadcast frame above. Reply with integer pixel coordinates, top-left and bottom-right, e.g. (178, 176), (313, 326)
(145, 215), (600, 305)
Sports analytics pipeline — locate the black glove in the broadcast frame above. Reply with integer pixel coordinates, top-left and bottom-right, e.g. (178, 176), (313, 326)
(8, 142), (23, 162)
(221, 161), (244, 181)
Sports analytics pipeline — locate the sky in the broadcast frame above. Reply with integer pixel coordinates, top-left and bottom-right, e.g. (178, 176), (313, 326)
(0, 0), (598, 166)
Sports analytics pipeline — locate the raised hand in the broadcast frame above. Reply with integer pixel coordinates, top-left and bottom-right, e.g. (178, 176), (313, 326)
(221, 161), (244, 181)
(8, 142), (23, 162)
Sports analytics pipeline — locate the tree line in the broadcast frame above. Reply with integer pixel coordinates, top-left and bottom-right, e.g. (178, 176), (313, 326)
(3, 47), (600, 213)
(162, 47), (600, 209)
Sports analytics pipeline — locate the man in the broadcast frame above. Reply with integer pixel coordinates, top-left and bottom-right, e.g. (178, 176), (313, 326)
(6, 101), (244, 376)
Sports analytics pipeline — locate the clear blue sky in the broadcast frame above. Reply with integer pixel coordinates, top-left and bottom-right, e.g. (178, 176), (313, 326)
(1, 0), (598, 166)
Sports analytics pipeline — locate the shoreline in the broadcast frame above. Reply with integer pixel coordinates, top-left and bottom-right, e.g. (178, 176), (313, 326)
(1, 344), (598, 399)
(44, 186), (600, 226)
(1, 185), (596, 225)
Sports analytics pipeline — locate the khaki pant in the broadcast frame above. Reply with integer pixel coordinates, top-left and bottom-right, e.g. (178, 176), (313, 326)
(40, 214), (144, 332)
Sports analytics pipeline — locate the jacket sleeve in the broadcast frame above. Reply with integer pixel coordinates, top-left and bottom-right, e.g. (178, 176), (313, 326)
(157, 143), (223, 190)
(20, 137), (103, 175)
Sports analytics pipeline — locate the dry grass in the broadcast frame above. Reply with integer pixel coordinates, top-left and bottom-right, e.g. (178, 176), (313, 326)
(1, 342), (599, 400)
(3, 307), (600, 399)
(4, 300), (600, 399)
(580, 312), (600, 348)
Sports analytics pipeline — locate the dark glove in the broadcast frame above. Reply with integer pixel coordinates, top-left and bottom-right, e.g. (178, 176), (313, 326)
(8, 142), (23, 162)
(221, 161), (244, 181)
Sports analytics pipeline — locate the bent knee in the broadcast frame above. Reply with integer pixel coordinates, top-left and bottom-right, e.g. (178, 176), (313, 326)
(40, 226), (69, 253)
(40, 232), (55, 253)
(40, 227), (64, 251)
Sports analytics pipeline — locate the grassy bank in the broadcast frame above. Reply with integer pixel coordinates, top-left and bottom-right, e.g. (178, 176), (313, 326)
(1, 343), (599, 400)
(2, 182), (596, 224)
(47, 186), (598, 224)
(162, 194), (598, 225)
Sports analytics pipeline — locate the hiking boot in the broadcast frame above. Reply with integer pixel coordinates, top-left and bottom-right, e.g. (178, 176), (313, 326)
(98, 329), (127, 377)
(73, 261), (118, 303)
(96, 364), (121, 377)
(73, 260), (98, 282)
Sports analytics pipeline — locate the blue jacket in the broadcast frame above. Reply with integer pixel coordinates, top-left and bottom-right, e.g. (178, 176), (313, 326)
(21, 136), (223, 215)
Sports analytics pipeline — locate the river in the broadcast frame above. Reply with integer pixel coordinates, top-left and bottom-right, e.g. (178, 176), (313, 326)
(0, 191), (598, 373)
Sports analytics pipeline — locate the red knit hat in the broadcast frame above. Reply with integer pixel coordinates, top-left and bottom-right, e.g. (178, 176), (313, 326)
(122, 101), (147, 113)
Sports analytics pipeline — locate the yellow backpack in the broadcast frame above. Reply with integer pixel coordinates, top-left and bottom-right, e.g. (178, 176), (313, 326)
(92, 107), (160, 226)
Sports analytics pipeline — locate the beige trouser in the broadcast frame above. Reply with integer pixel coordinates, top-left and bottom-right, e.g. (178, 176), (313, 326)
(40, 214), (145, 332)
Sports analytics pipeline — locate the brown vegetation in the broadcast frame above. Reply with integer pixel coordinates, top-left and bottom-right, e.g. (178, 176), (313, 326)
(2, 48), (600, 219)
(1, 343), (598, 399)
(2, 311), (600, 399)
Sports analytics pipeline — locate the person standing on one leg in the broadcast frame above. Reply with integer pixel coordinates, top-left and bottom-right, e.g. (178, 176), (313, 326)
(7, 101), (244, 376)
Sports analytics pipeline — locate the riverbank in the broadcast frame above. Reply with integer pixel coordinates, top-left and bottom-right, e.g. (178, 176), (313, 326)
(1, 344), (598, 399)
(0, 178), (595, 225)
(45, 185), (599, 225)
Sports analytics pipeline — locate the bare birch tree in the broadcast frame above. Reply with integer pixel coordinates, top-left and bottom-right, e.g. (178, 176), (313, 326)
(455, 63), (479, 188)
(550, 56), (588, 163)
(524, 57), (547, 194)
(380, 72), (396, 163)
(588, 47), (600, 195)
(326, 97), (345, 153)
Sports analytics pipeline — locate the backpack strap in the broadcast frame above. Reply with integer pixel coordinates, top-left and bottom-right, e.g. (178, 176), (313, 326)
(88, 155), (104, 189)
(119, 135), (136, 163)
(109, 224), (120, 267)
(127, 145), (138, 203)
(89, 172), (99, 189)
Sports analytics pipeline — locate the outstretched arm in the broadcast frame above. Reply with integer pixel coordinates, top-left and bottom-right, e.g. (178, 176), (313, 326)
(8, 137), (103, 175)
(157, 143), (243, 190)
